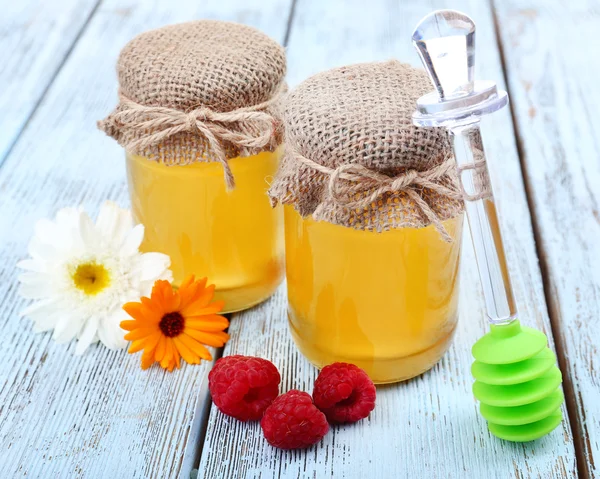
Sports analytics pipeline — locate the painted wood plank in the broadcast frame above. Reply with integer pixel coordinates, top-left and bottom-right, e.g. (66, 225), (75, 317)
(0, 0), (101, 163)
(198, 0), (578, 477)
(0, 0), (292, 477)
(493, 2), (600, 477)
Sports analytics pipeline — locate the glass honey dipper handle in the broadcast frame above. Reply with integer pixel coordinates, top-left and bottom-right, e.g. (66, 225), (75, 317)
(449, 124), (517, 323)
(411, 9), (515, 325)
(412, 10), (565, 443)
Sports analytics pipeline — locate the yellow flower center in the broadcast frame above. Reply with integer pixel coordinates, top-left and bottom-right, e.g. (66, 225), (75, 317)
(72, 262), (111, 295)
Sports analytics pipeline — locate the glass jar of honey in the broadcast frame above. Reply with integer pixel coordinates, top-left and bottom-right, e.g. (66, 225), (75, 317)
(99, 21), (287, 312)
(270, 61), (464, 383)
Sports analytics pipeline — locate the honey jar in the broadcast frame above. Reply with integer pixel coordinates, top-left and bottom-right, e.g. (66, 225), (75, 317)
(270, 61), (464, 383)
(99, 21), (286, 312)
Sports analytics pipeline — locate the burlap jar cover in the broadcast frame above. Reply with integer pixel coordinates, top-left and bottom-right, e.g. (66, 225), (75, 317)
(98, 20), (286, 189)
(269, 60), (464, 242)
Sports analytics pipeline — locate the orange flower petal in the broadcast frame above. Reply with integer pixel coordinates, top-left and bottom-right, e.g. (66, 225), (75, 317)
(154, 335), (167, 362)
(151, 280), (181, 313)
(177, 333), (213, 360)
(172, 337), (202, 364)
(120, 319), (138, 331)
(182, 300), (224, 317)
(184, 329), (229, 347)
(128, 339), (147, 354)
(142, 298), (164, 323)
(166, 293), (181, 313)
(151, 280), (171, 299)
(160, 339), (174, 369)
(178, 284), (200, 311)
(181, 284), (215, 315)
(141, 348), (155, 369)
(186, 278), (208, 303)
(178, 278), (206, 310)
(195, 283), (215, 306)
(164, 290), (182, 313)
(196, 343), (213, 361)
(172, 342), (181, 368)
(179, 274), (196, 291)
(124, 326), (159, 341)
(185, 315), (229, 331)
(144, 331), (162, 352)
(122, 303), (145, 321)
(141, 296), (163, 318)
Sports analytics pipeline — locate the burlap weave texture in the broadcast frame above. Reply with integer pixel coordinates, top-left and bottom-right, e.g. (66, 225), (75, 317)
(269, 60), (463, 238)
(98, 20), (286, 188)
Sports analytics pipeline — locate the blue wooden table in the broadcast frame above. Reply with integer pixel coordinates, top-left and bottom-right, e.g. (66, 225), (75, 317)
(0, 0), (597, 477)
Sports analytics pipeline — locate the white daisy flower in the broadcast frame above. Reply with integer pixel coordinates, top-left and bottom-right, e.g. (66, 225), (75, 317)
(17, 201), (172, 355)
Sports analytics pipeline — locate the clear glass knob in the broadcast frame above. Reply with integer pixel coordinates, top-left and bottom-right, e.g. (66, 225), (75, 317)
(412, 10), (475, 99)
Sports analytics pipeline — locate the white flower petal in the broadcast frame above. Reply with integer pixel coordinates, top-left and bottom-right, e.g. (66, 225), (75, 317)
(95, 201), (118, 235)
(55, 206), (82, 230)
(96, 201), (133, 246)
(18, 271), (46, 285)
(52, 313), (83, 343)
(21, 297), (61, 318)
(27, 236), (57, 261)
(75, 316), (99, 355)
(97, 310), (127, 350)
(32, 322), (55, 334)
(30, 309), (64, 333)
(138, 268), (173, 297)
(79, 213), (99, 251)
(24, 301), (63, 332)
(135, 252), (171, 281)
(120, 224), (144, 257)
(160, 269), (174, 282)
(34, 218), (59, 243)
(47, 207), (85, 253)
(18, 275), (58, 299)
(16, 259), (47, 272)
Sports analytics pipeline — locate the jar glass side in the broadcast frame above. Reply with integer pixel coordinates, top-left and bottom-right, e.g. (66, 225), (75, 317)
(126, 147), (285, 313)
(284, 206), (463, 383)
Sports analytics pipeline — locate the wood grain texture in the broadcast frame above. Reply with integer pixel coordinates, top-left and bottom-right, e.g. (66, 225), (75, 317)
(0, 0), (291, 477)
(493, 2), (600, 476)
(0, 0), (100, 163)
(198, 0), (577, 477)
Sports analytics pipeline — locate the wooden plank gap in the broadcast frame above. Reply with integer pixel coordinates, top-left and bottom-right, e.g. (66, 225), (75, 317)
(283, 0), (299, 47)
(489, 2), (588, 477)
(186, 316), (228, 477)
(0, 0), (104, 171)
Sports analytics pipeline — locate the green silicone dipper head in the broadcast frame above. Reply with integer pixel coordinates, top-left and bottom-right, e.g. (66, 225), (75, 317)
(412, 9), (565, 442)
(472, 321), (564, 442)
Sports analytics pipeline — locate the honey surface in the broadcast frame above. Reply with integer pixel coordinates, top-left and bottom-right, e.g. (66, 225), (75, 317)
(126, 149), (284, 313)
(284, 206), (463, 383)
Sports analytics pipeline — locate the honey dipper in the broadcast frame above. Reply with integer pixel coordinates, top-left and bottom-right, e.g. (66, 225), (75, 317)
(411, 10), (564, 442)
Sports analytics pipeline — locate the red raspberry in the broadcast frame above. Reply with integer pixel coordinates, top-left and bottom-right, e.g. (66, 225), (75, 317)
(208, 355), (280, 421)
(261, 390), (329, 449)
(313, 362), (376, 424)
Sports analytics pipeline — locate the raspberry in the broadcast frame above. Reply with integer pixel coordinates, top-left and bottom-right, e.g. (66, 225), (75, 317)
(208, 355), (281, 421)
(313, 362), (376, 424)
(261, 390), (329, 449)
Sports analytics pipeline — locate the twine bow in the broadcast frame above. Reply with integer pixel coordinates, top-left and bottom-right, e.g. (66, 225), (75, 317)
(291, 150), (463, 242)
(110, 86), (285, 189)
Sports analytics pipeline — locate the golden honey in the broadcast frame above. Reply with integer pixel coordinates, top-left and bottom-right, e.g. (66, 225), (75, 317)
(284, 206), (463, 383)
(126, 148), (284, 313)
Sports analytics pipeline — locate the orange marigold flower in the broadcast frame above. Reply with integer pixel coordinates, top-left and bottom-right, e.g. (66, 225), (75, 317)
(121, 275), (229, 371)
